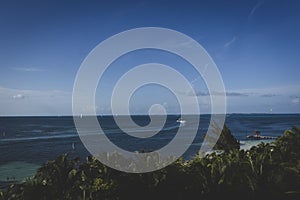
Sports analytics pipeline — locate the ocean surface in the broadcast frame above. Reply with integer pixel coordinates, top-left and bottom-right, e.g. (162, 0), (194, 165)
(0, 114), (300, 183)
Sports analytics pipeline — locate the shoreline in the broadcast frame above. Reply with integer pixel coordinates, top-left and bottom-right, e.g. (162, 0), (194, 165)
(0, 138), (276, 186)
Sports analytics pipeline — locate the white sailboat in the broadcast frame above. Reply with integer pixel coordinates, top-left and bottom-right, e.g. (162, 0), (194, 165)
(176, 118), (186, 127)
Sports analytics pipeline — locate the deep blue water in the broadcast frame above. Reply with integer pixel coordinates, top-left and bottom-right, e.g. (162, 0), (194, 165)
(0, 114), (299, 182)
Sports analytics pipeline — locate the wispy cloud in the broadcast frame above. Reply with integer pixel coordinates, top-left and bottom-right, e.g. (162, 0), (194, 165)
(226, 92), (249, 97)
(291, 98), (300, 104)
(185, 90), (249, 97)
(290, 96), (300, 105)
(190, 76), (203, 85)
(224, 36), (236, 48)
(163, 38), (196, 49)
(144, 85), (300, 114)
(248, 1), (264, 20)
(260, 94), (280, 98)
(13, 94), (25, 99)
(11, 67), (46, 72)
(0, 86), (71, 116)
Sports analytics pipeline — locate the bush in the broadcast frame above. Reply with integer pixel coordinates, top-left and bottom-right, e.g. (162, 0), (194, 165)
(213, 124), (240, 151)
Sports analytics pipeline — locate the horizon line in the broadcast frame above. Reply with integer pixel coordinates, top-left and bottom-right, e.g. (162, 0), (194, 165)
(1, 112), (300, 117)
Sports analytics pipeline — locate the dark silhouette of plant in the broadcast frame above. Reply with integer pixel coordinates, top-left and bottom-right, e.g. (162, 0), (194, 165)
(213, 124), (240, 151)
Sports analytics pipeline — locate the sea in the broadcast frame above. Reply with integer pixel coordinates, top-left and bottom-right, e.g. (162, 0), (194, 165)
(0, 114), (299, 185)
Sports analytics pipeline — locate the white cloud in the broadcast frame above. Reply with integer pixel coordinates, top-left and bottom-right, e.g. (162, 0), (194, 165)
(185, 89), (248, 97)
(13, 94), (25, 99)
(162, 102), (168, 108)
(180, 85), (300, 113)
(11, 67), (46, 72)
(162, 38), (198, 49)
(248, 1), (264, 20)
(0, 86), (71, 116)
(291, 98), (300, 104)
(224, 36), (236, 48)
(1, 84), (299, 116)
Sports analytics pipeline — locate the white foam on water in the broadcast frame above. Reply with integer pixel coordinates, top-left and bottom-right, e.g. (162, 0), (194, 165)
(240, 139), (275, 150)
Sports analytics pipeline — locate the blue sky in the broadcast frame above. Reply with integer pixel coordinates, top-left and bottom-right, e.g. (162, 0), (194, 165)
(0, 0), (299, 115)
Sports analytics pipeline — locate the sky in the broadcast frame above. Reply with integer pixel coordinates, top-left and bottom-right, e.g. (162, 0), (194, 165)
(0, 0), (299, 116)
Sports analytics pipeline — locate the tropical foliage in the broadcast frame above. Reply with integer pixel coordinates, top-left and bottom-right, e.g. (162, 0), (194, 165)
(212, 124), (240, 151)
(1, 126), (300, 200)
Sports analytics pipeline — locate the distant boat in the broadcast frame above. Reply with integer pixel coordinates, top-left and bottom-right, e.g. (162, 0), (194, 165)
(72, 142), (75, 150)
(246, 130), (276, 140)
(80, 114), (83, 118)
(176, 118), (186, 126)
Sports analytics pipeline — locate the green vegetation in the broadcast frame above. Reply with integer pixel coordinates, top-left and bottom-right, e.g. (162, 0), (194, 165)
(212, 124), (240, 151)
(1, 126), (300, 200)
